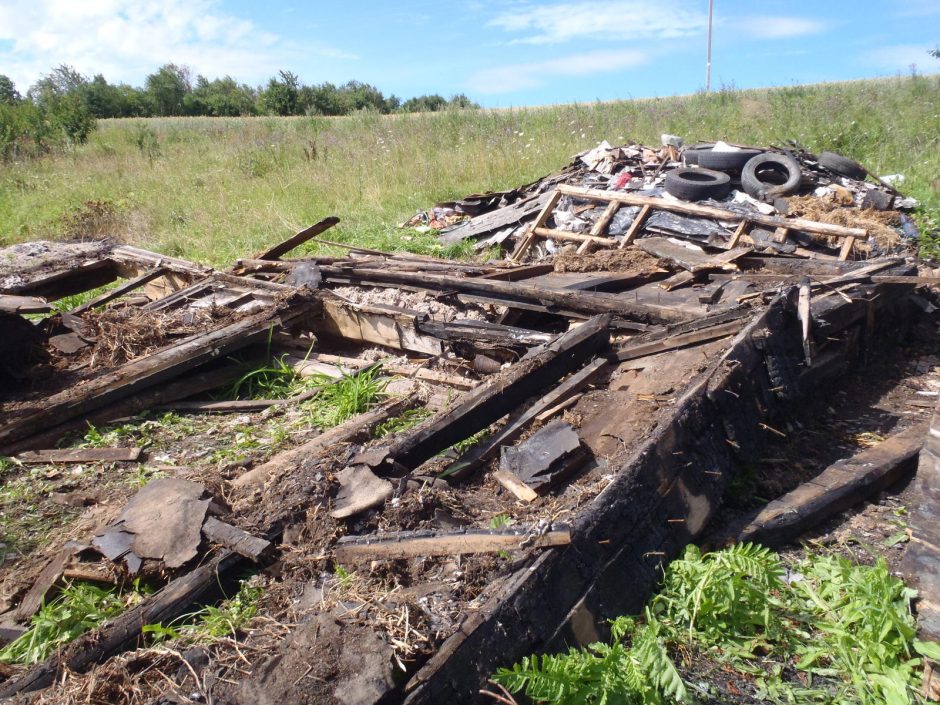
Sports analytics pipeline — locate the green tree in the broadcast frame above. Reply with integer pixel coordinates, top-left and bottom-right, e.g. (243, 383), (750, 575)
(0, 75), (20, 104)
(259, 70), (300, 115)
(145, 63), (191, 116)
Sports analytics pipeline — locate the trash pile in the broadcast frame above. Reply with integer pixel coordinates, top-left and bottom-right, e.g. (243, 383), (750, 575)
(408, 137), (919, 262)
(0, 140), (937, 705)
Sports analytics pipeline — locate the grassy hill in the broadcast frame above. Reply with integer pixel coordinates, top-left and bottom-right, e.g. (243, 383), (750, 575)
(1, 74), (938, 263)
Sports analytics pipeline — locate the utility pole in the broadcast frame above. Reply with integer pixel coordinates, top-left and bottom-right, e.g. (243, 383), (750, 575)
(706, 0), (713, 93)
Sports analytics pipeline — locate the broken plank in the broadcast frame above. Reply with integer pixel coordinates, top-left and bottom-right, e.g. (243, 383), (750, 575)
(70, 267), (167, 315)
(333, 526), (570, 561)
(0, 293), (319, 449)
(729, 423), (927, 547)
(615, 320), (744, 362)
(319, 266), (689, 324)
(620, 204), (651, 248)
(202, 516), (272, 561)
(256, 216), (340, 261)
(12, 550), (71, 622)
(479, 264), (555, 282)
(319, 296), (444, 356)
(556, 184), (868, 241)
(445, 357), (609, 480)
(15, 447), (142, 464)
(492, 469), (539, 502)
(382, 316), (611, 473)
(0, 294), (51, 314)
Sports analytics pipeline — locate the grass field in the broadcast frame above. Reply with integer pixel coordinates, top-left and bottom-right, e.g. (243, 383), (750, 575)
(2, 74), (938, 263)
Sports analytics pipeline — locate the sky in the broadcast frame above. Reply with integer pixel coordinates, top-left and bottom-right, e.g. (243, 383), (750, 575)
(0, 0), (938, 107)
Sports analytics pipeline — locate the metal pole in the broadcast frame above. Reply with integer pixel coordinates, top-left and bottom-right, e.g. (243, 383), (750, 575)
(706, 0), (713, 93)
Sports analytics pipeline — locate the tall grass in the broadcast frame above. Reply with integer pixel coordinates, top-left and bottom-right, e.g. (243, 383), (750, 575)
(1, 75), (938, 262)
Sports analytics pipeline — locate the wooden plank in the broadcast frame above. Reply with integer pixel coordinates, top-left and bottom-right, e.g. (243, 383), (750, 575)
(318, 266), (689, 325)
(70, 267), (167, 315)
(0, 294), (319, 449)
(319, 297), (444, 356)
(202, 516), (272, 561)
(256, 216), (340, 261)
(590, 201), (621, 238)
(730, 423), (927, 547)
(333, 526), (570, 561)
(479, 264), (555, 282)
(510, 190), (562, 262)
(620, 204), (651, 248)
(0, 295), (51, 314)
(492, 469), (539, 502)
(109, 245), (210, 279)
(445, 357), (609, 480)
(10, 259), (119, 301)
(533, 227), (613, 246)
(615, 320), (744, 362)
(16, 447), (142, 464)
(556, 184), (868, 240)
(12, 550), (71, 622)
(773, 226), (790, 244)
(838, 235), (856, 261)
(727, 220), (749, 249)
(381, 317), (611, 473)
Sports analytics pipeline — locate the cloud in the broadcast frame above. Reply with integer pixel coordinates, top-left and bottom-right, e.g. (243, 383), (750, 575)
(864, 43), (937, 70)
(731, 16), (827, 39)
(0, 0), (356, 90)
(487, 1), (707, 45)
(467, 48), (648, 94)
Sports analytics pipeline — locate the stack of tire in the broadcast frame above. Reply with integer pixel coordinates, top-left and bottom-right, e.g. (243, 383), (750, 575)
(664, 144), (867, 204)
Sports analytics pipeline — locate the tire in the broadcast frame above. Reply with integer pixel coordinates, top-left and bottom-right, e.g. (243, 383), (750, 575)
(697, 147), (763, 172)
(682, 148), (709, 165)
(741, 153), (802, 200)
(817, 151), (866, 180)
(664, 167), (731, 201)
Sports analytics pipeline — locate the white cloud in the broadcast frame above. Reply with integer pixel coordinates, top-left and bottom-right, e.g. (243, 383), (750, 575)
(865, 43), (937, 70)
(0, 0), (356, 91)
(732, 16), (827, 39)
(467, 48), (648, 94)
(487, 1), (707, 45)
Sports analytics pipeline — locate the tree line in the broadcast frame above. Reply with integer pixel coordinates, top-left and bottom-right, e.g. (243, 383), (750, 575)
(0, 64), (478, 159)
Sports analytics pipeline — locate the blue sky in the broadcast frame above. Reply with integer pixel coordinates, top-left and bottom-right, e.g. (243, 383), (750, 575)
(0, 0), (938, 106)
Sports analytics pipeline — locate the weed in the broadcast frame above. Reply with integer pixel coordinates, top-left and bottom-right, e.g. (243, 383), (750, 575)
(143, 579), (262, 644)
(488, 513), (514, 529)
(0, 582), (145, 665)
(375, 406), (432, 438)
(301, 365), (388, 429)
(495, 544), (939, 705)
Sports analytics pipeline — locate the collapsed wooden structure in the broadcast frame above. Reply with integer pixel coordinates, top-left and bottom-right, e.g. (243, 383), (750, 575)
(0, 199), (936, 702)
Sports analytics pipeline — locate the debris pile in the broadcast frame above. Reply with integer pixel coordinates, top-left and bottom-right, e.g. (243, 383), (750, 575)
(0, 140), (937, 705)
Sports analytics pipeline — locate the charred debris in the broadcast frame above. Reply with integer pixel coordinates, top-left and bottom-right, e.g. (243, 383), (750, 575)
(0, 137), (938, 704)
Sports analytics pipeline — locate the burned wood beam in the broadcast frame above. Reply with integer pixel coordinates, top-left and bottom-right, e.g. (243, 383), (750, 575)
(8, 258), (119, 301)
(725, 423), (926, 547)
(15, 447), (142, 464)
(109, 245), (211, 279)
(319, 266), (688, 324)
(70, 267), (167, 315)
(257, 217), (340, 261)
(415, 318), (554, 347)
(614, 320), (745, 362)
(0, 551), (241, 698)
(0, 293), (320, 450)
(334, 525), (571, 562)
(379, 315), (611, 473)
(202, 516), (272, 561)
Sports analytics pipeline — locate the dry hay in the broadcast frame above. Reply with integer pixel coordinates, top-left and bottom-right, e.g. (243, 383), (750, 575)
(553, 247), (665, 273)
(80, 305), (233, 368)
(786, 194), (901, 251)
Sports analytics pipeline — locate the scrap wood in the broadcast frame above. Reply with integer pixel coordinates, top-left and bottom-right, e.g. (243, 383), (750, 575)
(492, 469), (539, 502)
(0, 294), (51, 314)
(444, 357), (609, 480)
(0, 292), (320, 449)
(378, 315), (611, 473)
(723, 423), (927, 547)
(15, 447), (142, 464)
(256, 216), (340, 261)
(202, 516), (272, 561)
(500, 421), (589, 493)
(330, 465), (395, 519)
(615, 320), (745, 362)
(69, 266), (167, 315)
(333, 525), (571, 561)
(286, 351), (477, 390)
(0, 550), (241, 699)
(318, 265), (689, 325)
(11, 549), (73, 623)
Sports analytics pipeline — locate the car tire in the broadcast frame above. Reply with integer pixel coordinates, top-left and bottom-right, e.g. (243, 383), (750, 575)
(697, 148), (763, 172)
(664, 167), (731, 201)
(741, 153), (802, 200)
(817, 151), (867, 180)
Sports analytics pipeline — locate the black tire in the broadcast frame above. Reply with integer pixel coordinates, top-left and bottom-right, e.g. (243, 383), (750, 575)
(682, 148), (709, 165)
(817, 151), (867, 180)
(664, 167), (731, 201)
(741, 153), (802, 200)
(697, 148), (762, 172)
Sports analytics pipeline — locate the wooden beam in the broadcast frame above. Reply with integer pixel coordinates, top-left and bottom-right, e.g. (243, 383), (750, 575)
(0, 295), (51, 315)
(381, 316), (611, 473)
(318, 266), (689, 325)
(620, 204), (651, 248)
(556, 184), (868, 241)
(256, 217), (340, 261)
(70, 267), (167, 315)
(510, 190), (562, 262)
(492, 469), (539, 502)
(615, 320), (744, 362)
(202, 516), (272, 561)
(333, 526), (570, 561)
